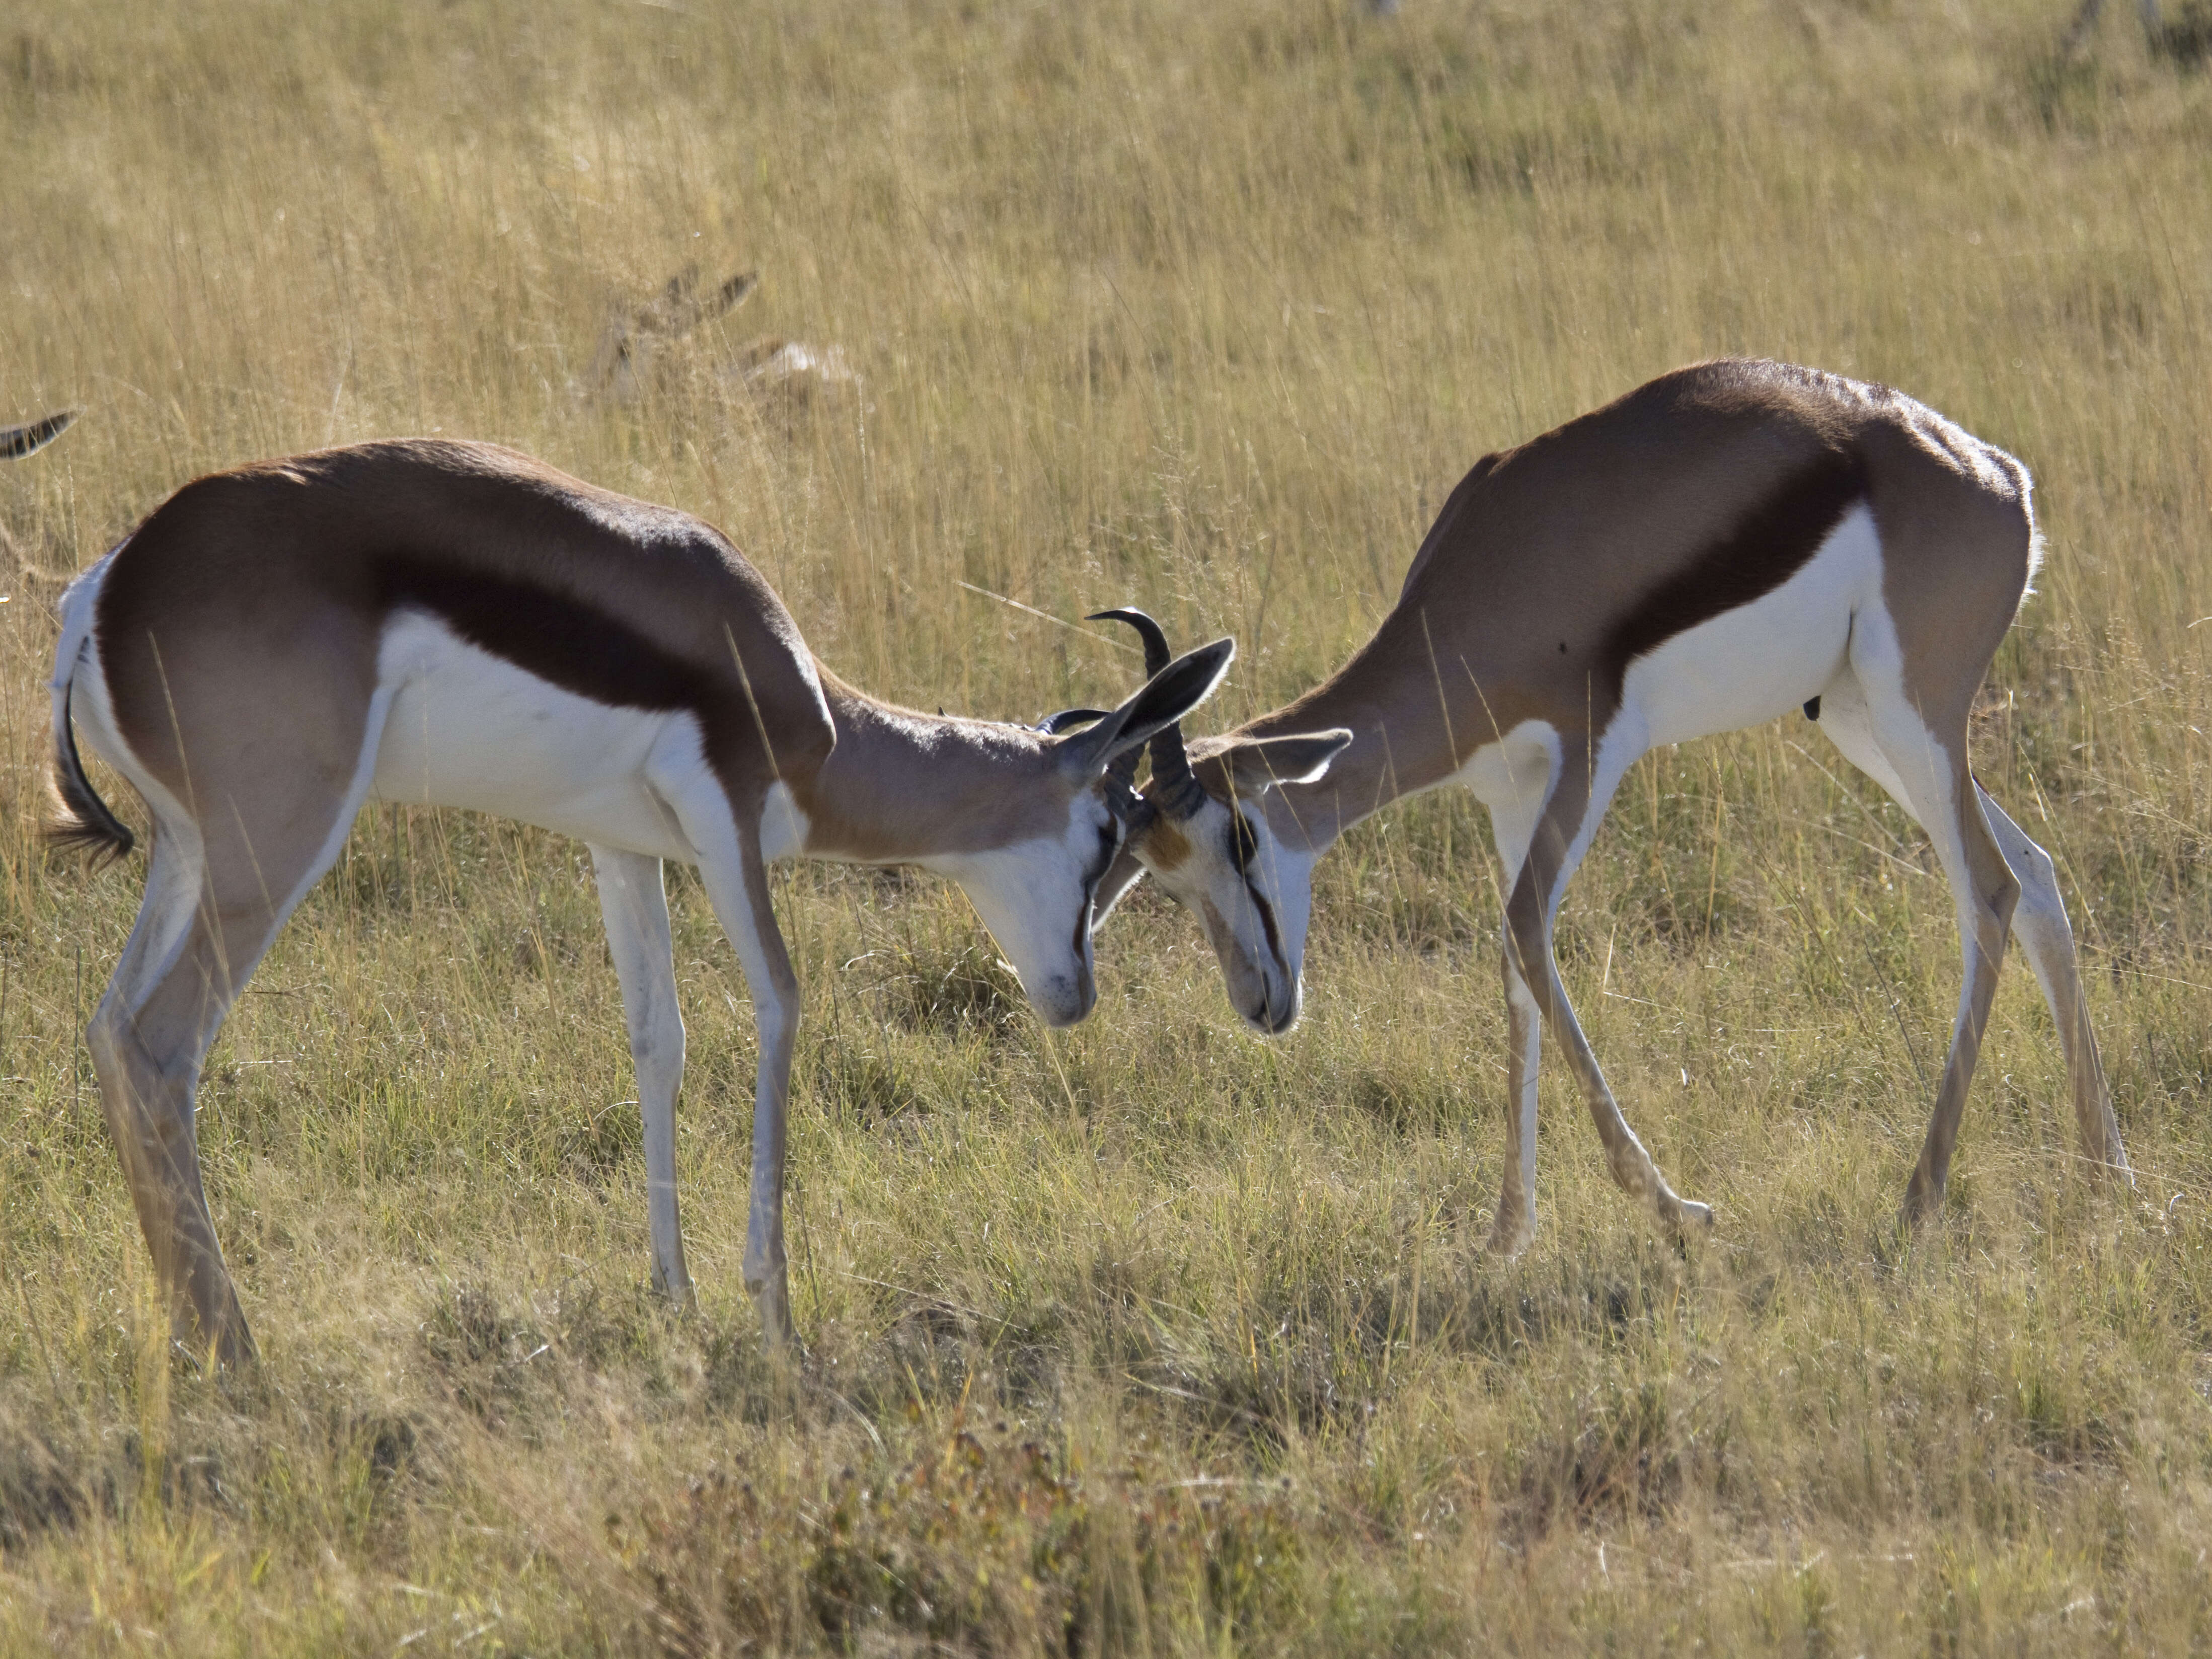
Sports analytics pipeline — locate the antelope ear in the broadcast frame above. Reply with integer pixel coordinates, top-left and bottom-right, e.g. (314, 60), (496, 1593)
(1091, 846), (1148, 925)
(1053, 637), (1235, 783)
(1224, 730), (1353, 793)
(710, 270), (760, 318)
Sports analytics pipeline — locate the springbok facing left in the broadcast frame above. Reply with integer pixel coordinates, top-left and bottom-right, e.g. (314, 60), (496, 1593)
(1095, 360), (2130, 1255)
(49, 439), (1233, 1366)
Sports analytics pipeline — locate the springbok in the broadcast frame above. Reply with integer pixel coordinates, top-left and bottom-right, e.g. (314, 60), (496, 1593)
(1094, 359), (2130, 1254)
(3, 410), (74, 460)
(48, 438), (1232, 1364)
(589, 267), (862, 413)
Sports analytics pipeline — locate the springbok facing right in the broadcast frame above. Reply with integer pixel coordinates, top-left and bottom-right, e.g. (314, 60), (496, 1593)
(1093, 359), (2130, 1254)
(50, 436), (1233, 1365)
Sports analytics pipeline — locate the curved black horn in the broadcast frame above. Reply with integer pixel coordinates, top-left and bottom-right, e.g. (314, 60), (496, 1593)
(1087, 608), (1172, 678)
(1039, 705), (1151, 812)
(1, 410), (75, 461)
(1087, 608), (1208, 819)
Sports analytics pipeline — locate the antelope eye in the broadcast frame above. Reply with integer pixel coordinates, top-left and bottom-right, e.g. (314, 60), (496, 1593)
(1228, 811), (1259, 872)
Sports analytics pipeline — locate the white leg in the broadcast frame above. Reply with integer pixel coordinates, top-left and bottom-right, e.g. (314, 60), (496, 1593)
(1974, 787), (2129, 1180)
(1497, 719), (1712, 1242)
(653, 756), (802, 1348)
(1821, 676), (2124, 1174)
(590, 846), (694, 1302)
(1471, 738), (1556, 1256)
(706, 842), (800, 1347)
(1489, 954), (1546, 1255)
(1816, 668), (2019, 1220)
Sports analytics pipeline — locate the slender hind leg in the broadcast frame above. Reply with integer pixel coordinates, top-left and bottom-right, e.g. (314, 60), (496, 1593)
(87, 692), (389, 1365)
(695, 837), (801, 1347)
(1973, 788), (2128, 1180)
(1469, 733), (1558, 1257)
(85, 813), (250, 1361)
(590, 846), (695, 1302)
(92, 818), (364, 1364)
(1813, 671), (2019, 1223)
(654, 750), (802, 1349)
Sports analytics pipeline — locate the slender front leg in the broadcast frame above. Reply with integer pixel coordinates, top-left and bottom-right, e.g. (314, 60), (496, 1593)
(1506, 749), (1712, 1242)
(678, 823), (802, 1348)
(1476, 761), (1554, 1258)
(1486, 947), (1545, 1256)
(590, 846), (694, 1304)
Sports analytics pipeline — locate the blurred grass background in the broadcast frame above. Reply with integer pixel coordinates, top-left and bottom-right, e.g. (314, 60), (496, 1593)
(3, 0), (2210, 1650)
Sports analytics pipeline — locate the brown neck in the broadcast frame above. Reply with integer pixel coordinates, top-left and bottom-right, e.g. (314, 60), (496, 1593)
(790, 668), (1069, 863)
(1233, 609), (1473, 856)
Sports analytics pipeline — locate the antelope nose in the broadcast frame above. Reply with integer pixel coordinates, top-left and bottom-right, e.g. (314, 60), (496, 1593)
(1035, 972), (1095, 1029)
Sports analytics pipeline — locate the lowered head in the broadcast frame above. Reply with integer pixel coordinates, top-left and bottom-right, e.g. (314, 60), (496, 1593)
(936, 634), (1236, 1028)
(1084, 609), (1350, 1035)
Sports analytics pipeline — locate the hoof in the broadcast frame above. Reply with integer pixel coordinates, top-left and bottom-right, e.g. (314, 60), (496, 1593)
(1667, 1198), (1714, 1236)
(747, 1272), (799, 1353)
(1897, 1179), (1946, 1233)
(187, 1311), (257, 1373)
(1483, 1217), (1535, 1259)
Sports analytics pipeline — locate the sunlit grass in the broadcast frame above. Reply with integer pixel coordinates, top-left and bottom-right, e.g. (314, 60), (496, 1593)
(4, 0), (2210, 1650)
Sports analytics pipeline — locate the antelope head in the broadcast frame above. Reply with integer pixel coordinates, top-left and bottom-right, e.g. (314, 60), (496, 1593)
(1085, 609), (1349, 1035)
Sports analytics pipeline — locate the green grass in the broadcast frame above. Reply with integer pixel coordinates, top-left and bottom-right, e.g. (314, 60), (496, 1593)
(4, 0), (2211, 1650)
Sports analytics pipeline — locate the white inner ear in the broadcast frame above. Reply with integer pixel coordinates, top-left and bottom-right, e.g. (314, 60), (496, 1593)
(1236, 735), (1347, 791)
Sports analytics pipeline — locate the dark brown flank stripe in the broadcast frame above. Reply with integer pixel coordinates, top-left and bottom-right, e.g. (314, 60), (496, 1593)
(88, 441), (836, 818)
(378, 557), (710, 714)
(1598, 446), (1868, 705)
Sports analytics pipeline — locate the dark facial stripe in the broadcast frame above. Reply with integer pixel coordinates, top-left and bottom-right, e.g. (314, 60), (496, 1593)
(1599, 447), (1868, 704)
(1073, 818), (1120, 959)
(1247, 879), (1284, 970)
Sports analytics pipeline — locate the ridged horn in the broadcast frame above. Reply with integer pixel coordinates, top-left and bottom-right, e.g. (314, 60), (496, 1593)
(1, 410), (75, 461)
(1087, 608), (1208, 819)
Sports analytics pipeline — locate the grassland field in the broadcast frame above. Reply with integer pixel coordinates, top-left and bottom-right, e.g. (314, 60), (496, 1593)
(4, 0), (2212, 1651)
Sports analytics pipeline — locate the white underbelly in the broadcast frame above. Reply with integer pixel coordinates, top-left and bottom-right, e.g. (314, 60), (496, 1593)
(368, 611), (697, 860)
(1625, 502), (1878, 748)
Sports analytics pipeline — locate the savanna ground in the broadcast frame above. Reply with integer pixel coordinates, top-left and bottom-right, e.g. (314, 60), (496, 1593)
(4, 0), (2211, 1650)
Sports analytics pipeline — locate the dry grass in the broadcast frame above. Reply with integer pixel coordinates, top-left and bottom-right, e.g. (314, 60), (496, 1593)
(4, 0), (2211, 1650)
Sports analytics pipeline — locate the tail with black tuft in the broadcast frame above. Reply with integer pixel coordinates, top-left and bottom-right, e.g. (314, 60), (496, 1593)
(46, 563), (137, 868)
(47, 680), (135, 867)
